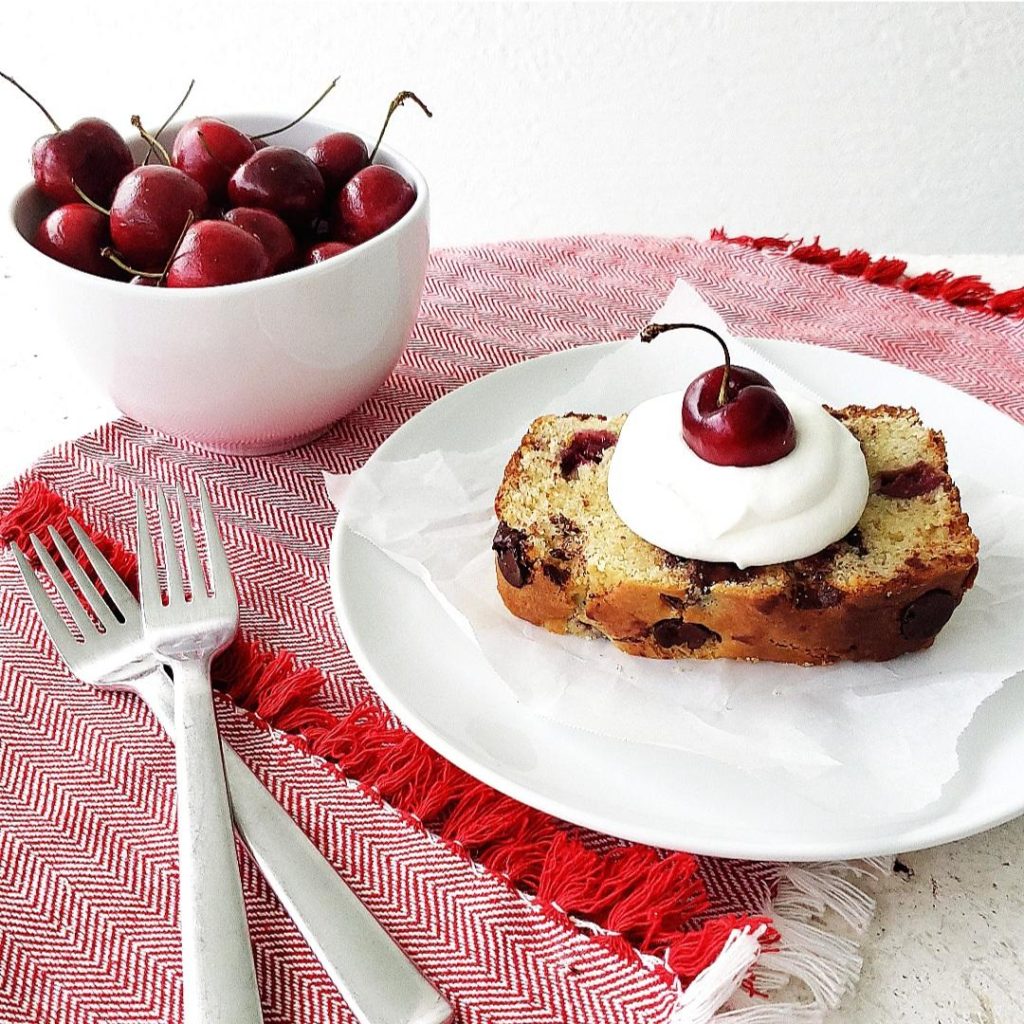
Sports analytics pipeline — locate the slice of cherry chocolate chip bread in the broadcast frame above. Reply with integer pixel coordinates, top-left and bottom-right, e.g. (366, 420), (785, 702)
(492, 407), (978, 665)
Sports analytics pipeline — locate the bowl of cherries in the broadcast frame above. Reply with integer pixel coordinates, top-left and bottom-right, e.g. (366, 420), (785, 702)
(5, 76), (431, 453)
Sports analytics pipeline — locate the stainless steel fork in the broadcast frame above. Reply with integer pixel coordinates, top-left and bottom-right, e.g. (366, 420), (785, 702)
(11, 517), (452, 1024)
(135, 483), (261, 1024)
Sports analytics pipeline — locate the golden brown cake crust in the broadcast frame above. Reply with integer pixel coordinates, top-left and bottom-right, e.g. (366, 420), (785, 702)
(493, 406), (979, 665)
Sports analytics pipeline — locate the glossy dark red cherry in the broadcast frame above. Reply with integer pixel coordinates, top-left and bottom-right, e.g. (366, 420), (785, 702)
(640, 322), (797, 467)
(172, 117), (255, 199)
(306, 132), (368, 191)
(165, 220), (269, 288)
(3, 71), (133, 205)
(303, 241), (353, 265)
(223, 207), (297, 274)
(334, 164), (414, 244)
(33, 203), (118, 278)
(227, 147), (325, 226)
(109, 165), (209, 270)
(31, 118), (134, 207)
(682, 365), (796, 467)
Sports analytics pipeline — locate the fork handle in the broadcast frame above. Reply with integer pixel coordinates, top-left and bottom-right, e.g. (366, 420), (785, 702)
(138, 672), (452, 1024)
(172, 658), (264, 1024)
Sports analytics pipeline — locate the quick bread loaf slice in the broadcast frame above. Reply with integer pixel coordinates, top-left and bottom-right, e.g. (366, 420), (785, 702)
(492, 407), (979, 664)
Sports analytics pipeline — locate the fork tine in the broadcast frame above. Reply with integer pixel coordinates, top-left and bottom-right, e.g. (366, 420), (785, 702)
(29, 533), (96, 636)
(156, 489), (184, 602)
(198, 480), (233, 600)
(67, 518), (136, 613)
(176, 486), (206, 599)
(47, 527), (115, 629)
(135, 492), (163, 613)
(11, 542), (77, 651)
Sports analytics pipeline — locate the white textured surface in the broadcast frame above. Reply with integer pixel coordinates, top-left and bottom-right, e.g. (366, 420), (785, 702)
(1, 2), (1022, 1020)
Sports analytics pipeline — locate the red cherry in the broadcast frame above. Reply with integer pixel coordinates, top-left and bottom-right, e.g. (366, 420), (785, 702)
(334, 164), (414, 244)
(109, 166), (208, 270)
(165, 220), (269, 288)
(172, 117), (255, 199)
(640, 322), (797, 467)
(31, 118), (134, 207)
(303, 241), (353, 265)
(227, 147), (325, 226)
(306, 133), (368, 191)
(223, 207), (297, 274)
(2, 72), (133, 206)
(682, 365), (796, 467)
(250, 136), (268, 151)
(130, 275), (159, 286)
(33, 203), (119, 278)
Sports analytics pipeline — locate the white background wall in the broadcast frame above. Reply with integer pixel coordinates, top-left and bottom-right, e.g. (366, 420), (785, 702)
(1, 1), (1020, 255)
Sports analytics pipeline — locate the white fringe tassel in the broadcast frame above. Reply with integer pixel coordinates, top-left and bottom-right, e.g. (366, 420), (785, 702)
(669, 926), (767, 1024)
(668, 857), (889, 1024)
(712, 1005), (825, 1024)
(753, 915), (862, 1007)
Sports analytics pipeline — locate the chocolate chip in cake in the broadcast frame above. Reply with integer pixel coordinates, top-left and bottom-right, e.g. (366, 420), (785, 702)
(559, 430), (618, 478)
(901, 589), (956, 641)
(877, 462), (946, 499)
(660, 593), (690, 611)
(793, 579), (843, 610)
(789, 545), (847, 610)
(492, 522), (533, 589)
(549, 513), (580, 536)
(651, 618), (720, 649)
(542, 563), (570, 587)
(693, 560), (757, 591)
(843, 526), (868, 555)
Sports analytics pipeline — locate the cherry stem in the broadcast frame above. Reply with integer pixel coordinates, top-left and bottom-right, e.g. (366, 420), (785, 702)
(639, 322), (733, 407)
(100, 209), (194, 284)
(0, 71), (61, 132)
(100, 248), (162, 278)
(157, 209), (195, 286)
(144, 78), (195, 165)
(131, 115), (170, 165)
(195, 128), (233, 171)
(72, 181), (110, 216)
(252, 77), (339, 140)
(369, 90), (432, 163)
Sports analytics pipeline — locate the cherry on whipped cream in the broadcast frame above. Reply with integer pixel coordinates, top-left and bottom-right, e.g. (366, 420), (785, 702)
(640, 322), (796, 467)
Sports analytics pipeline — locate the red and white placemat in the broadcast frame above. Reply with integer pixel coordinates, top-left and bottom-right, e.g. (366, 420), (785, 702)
(2, 233), (1022, 1024)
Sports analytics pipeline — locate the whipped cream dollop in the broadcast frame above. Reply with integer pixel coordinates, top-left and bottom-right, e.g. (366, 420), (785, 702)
(607, 390), (869, 568)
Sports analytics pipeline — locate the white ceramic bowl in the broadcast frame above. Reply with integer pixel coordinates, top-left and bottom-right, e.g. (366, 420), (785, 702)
(6, 115), (429, 454)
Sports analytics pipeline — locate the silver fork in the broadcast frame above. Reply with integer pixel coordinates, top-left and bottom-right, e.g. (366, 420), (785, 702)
(11, 518), (452, 1024)
(135, 483), (262, 1024)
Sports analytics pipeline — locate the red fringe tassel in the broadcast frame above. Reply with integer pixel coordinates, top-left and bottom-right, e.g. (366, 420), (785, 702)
(0, 480), (777, 986)
(668, 913), (780, 992)
(0, 480), (138, 587)
(710, 227), (1024, 318)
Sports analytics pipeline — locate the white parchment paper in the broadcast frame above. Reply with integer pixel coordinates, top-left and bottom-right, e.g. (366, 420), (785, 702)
(330, 282), (1024, 817)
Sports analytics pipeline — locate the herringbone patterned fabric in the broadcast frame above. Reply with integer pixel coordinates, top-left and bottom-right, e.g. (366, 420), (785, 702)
(1, 234), (1021, 1024)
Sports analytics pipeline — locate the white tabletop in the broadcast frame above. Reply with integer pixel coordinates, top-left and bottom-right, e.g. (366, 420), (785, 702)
(1, 250), (1021, 1023)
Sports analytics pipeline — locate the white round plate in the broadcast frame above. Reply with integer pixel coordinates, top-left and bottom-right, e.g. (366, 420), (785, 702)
(331, 339), (1024, 860)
